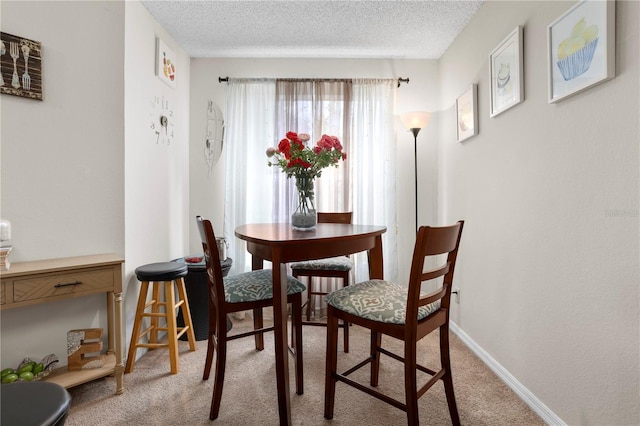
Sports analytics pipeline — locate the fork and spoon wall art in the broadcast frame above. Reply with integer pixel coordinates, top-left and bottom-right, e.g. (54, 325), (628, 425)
(0, 32), (42, 100)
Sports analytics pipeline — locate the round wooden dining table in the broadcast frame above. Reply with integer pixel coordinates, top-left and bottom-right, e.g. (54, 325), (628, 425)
(234, 222), (387, 425)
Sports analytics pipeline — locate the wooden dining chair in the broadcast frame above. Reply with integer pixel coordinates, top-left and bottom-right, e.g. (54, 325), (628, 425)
(196, 216), (306, 421)
(324, 221), (464, 426)
(290, 212), (353, 352)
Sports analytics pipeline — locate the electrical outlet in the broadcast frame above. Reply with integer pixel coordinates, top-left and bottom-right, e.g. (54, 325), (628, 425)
(453, 288), (460, 303)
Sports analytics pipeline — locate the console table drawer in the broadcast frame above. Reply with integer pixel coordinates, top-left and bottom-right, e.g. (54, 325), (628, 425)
(11, 267), (115, 303)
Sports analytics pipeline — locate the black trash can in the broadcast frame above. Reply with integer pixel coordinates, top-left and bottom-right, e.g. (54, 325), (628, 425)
(174, 255), (233, 340)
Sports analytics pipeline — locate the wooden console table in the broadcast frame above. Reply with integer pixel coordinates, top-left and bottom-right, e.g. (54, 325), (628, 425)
(0, 253), (125, 394)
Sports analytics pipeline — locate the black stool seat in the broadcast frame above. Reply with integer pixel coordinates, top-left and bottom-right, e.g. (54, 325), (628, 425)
(1, 381), (71, 426)
(135, 261), (188, 281)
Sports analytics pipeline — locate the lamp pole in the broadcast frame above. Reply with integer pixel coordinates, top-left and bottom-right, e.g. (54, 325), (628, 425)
(400, 111), (430, 235)
(410, 128), (421, 233)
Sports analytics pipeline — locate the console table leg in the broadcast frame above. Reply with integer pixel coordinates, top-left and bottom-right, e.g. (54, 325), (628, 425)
(114, 291), (124, 394)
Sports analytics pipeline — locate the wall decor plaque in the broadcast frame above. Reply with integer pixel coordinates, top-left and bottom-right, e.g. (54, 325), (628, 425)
(0, 32), (42, 101)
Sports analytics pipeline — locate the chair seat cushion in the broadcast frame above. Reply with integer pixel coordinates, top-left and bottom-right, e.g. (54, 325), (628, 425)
(324, 279), (440, 325)
(224, 269), (306, 303)
(290, 256), (353, 271)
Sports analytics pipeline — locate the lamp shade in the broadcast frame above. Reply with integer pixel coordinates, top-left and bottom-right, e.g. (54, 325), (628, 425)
(400, 111), (431, 130)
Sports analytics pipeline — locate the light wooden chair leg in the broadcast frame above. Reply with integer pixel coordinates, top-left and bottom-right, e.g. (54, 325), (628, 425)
(165, 281), (179, 374)
(125, 281), (150, 374)
(175, 277), (196, 351)
(150, 283), (161, 345)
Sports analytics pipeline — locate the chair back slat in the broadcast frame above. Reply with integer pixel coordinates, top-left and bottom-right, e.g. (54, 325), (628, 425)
(318, 212), (352, 224)
(418, 285), (447, 307)
(420, 263), (451, 282)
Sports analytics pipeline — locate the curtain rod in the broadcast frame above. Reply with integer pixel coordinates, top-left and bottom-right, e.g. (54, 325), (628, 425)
(218, 76), (410, 87)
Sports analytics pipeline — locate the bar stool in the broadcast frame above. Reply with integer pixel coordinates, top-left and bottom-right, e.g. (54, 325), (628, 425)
(125, 261), (196, 374)
(1, 381), (71, 426)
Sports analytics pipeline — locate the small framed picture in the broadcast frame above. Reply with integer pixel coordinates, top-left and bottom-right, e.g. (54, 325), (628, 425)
(155, 37), (176, 88)
(0, 32), (43, 101)
(489, 26), (524, 117)
(547, 0), (615, 103)
(456, 84), (478, 143)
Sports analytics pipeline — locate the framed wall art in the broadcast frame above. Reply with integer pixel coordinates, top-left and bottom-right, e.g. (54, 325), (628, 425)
(547, 0), (615, 103)
(155, 37), (176, 88)
(489, 26), (524, 117)
(0, 32), (42, 101)
(456, 84), (478, 143)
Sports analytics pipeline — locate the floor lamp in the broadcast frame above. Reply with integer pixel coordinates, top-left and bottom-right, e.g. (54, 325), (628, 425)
(400, 111), (431, 233)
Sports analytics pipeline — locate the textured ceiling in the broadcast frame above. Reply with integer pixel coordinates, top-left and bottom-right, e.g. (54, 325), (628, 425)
(141, 0), (484, 59)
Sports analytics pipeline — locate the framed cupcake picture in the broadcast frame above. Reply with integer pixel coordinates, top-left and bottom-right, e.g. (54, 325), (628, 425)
(489, 26), (524, 117)
(547, 0), (615, 103)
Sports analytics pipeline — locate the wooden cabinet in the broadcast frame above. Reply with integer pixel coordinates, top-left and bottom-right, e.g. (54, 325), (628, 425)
(0, 253), (125, 394)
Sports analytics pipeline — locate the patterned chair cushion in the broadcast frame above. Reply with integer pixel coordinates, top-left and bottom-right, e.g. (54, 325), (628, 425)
(290, 256), (354, 271)
(224, 269), (306, 303)
(324, 279), (440, 325)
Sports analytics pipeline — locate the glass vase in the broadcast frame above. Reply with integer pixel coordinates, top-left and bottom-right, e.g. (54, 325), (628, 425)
(291, 174), (317, 231)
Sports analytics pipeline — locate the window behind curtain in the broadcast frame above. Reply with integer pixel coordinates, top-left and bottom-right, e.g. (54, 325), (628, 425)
(273, 80), (351, 220)
(224, 78), (398, 284)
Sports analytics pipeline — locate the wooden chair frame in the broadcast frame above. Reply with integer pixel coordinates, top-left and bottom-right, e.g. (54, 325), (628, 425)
(291, 212), (352, 352)
(324, 221), (464, 426)
(196, 216), (304, 420)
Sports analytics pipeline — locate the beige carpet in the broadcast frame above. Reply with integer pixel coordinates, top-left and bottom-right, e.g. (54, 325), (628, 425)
(65, 318), (543, 425)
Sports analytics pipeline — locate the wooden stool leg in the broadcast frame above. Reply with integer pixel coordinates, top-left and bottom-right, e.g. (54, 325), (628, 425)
(165, 281), (180, 374)
(176, 277), (196, 351)
(150, 283), (161, 345)
(125, 281), (150, 373)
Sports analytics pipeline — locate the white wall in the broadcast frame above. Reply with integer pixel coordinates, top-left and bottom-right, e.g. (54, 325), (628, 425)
(188, 58), (439, 285)
(123, 1), (190, 352)
(0, 0), (191, 369)
(439, 1), (639, 424)
(0, 1), (125, 366)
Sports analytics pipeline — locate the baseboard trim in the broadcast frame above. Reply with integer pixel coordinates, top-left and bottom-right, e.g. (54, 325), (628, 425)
(450, 321), (566, 426)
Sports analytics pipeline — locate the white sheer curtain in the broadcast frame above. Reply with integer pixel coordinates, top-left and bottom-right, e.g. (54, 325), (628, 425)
(350, 79), (398, 283)
(223, 79), (276, 274)
(224, 78), (398, 282)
